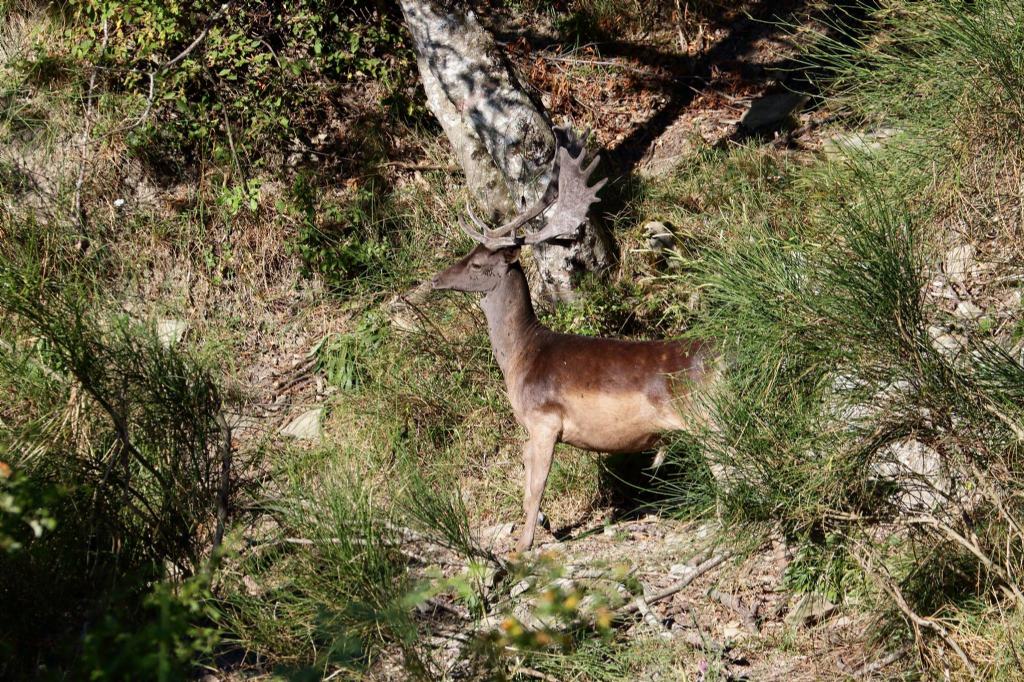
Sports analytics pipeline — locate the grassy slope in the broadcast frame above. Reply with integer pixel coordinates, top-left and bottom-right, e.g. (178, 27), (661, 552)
(2, 0), (1024, 679)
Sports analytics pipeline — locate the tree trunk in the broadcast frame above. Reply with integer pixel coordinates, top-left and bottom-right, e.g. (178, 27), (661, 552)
(399, 0), (614, 301)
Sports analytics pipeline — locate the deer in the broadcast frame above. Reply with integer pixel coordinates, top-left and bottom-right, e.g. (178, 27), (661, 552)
(430, 136), (717, 553)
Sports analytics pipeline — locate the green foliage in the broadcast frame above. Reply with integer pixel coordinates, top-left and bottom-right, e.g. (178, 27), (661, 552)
(0, 464), (57, 552)
(782, 533), (861, 603)
(56, 0), (419, 168)
(0, 224), (232, 676)
(217, 464), (427, 674)
(289, 176), (413, 296)
(813, 0), (1024, 137)
(650, 0), (1024, 638)
(552, 0), (655, 43)
(82, 575), (222, 681)
(316, 313), (387, 391)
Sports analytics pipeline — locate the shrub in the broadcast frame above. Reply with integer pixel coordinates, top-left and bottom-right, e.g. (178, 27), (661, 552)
(0, 224), (232, 676)
(651, 0), (1024, 670)
(57, 0), (419, 171)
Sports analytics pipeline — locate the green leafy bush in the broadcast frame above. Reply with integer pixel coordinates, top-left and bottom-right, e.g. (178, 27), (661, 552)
(81, 576), (222, 681)
(0, 226), (233, 677)
(289, 176), (410, 295)
(0, 464), (57, 552)
(59, 0), (418, 169)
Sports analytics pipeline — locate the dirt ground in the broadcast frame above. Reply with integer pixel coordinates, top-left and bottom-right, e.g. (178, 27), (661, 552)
(107, 2), (904, 678)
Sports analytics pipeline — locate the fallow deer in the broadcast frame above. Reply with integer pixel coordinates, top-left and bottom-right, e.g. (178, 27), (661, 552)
(431, 138), (716, 553)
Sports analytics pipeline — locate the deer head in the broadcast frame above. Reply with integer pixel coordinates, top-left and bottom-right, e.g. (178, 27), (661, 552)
(431, 137), (607, 293)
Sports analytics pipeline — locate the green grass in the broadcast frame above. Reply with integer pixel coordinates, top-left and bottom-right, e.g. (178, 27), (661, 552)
(627, 0), (1024, 674)
(0, 224), (235, 677)
(4, 0), (1024, 678)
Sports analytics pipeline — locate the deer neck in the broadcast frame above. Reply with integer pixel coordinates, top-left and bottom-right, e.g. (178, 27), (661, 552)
(480, 264), (541, 381)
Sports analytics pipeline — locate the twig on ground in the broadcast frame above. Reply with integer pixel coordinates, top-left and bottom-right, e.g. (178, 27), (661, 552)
(634, 593), (673, 639)
(905, 514), (1024, 604)
(514, 666), (560, 682)
(852, 543), (977, 676)
(708, 589), (759, 633)
(614, 552), (731, 619)
(397, 289), (450, 344)
(845, 645), (911, 679)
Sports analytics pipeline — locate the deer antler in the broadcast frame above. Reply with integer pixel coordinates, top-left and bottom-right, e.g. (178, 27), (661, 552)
(459, 138), (606, 249)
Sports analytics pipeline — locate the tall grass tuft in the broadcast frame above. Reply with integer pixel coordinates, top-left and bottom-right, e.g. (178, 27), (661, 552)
(648, 0), (1024, 672)
(0, 223), (233, 677)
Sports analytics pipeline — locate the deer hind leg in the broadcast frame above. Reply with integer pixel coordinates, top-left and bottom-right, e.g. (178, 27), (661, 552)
(516, 425), (558, 554)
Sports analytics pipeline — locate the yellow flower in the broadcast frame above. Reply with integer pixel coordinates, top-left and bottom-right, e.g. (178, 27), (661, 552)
(501, 617), (523, 637)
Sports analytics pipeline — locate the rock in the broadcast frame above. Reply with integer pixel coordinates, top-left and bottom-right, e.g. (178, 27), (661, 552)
(944, 244), (976, 284)
(669, 563), (696, 579)
(509, 578), (532, 598)
(874, 439), (947, 511)
(223, 412), (260, 434)
(280, 407), (323, 441)
(478, 521), (515, 548)
(954, 300), (984, 320)
(644, 221), (675, 250)
(721, 620), (744, 640)
(786, 593), (837, 627)
(928, 324), (963, 357)
(156, 319), (188, 347)
(824, 126), (901, 156)
(242, 575), (262, 596)
(644, 221), (684, 271)
(740, 92), (808, 131)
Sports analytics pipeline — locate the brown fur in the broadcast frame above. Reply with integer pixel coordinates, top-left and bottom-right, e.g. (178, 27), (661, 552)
(432, 244), (713, 552)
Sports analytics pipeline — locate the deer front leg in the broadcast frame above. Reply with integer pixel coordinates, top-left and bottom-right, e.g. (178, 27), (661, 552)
(517, 426), (558, 553)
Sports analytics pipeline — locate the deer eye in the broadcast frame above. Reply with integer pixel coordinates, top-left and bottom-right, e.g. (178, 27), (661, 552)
(470, 262), (483, 270)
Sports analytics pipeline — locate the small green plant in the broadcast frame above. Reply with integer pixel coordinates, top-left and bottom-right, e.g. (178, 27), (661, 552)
(55, 0), (420, 168)
(81, 575), (222, 681)
(316, 313), (387, 391)
(217, 178), (261, 217)
(782, 533), (860, 603)
(217, 466), (427, 674)
(0, 464), (57, 552)
(290, 175), (412, 296)
(0, 224), (234, 676)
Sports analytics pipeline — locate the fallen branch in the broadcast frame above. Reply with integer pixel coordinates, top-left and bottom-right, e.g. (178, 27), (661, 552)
(514, 666), (560, 682)
(614, 552), (731, 619)
(905, 514), (1024, 604)
(634, 594), (673, 639)
(846, 645), (911, 679)
(708, 589), (759, 633)
(852, 543), (976, 676)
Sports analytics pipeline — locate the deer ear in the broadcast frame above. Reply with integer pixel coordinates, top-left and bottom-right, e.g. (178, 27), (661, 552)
(502, 247), (521, 264)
